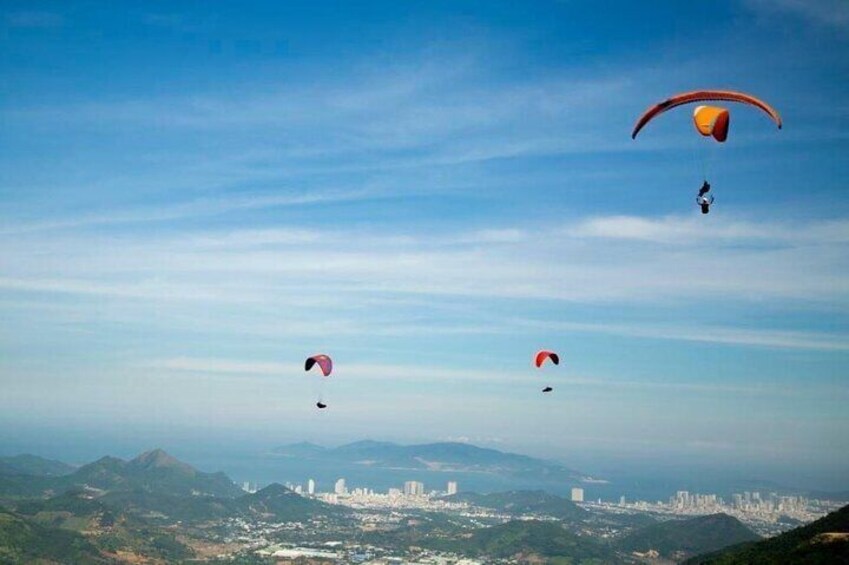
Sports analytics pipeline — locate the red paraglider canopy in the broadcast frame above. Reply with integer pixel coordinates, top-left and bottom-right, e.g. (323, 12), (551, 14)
(305, 354), (333, 377)
(534, 350), (560, 368)
(631, 90), (782, 139)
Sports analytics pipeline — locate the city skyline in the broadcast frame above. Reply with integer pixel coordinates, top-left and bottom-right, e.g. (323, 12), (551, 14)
(1, 0), (848, 493)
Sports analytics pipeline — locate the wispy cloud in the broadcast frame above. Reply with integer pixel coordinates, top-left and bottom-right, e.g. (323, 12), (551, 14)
(145, 356), (846, 399)
(745, 0), (849, 30)
(0, 188), (377, 235)
(2, 214), (847, 308)
(4, 11), (64, 28)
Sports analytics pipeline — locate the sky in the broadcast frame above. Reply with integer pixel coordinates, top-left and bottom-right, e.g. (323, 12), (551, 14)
(1, 1), (848, 490)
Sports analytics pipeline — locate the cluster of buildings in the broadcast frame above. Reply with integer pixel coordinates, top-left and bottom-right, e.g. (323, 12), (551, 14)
(317, 479), (464, 511)
(665, 489), (821, 517)
(242, 477), (460, 499)
(584, 489), (842, 536)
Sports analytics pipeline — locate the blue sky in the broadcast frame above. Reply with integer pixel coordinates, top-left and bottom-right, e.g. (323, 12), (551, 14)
(1, 1), (848, 489)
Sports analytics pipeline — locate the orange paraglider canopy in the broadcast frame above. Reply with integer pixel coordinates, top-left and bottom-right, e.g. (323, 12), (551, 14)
(693, 105), (730, 142)
(631, 90), (782, 139)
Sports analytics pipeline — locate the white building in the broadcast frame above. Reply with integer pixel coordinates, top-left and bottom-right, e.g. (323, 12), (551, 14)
(307, 479), (315, 495)
(404, 481), (424, 496)
(571, 487), (584, 502)
(447, 481), (458, 495)
(334, 478), (347, 495)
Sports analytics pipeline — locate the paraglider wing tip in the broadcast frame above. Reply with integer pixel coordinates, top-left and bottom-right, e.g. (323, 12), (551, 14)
(550, 353), (560, 365)
(304, 358), (315, 372)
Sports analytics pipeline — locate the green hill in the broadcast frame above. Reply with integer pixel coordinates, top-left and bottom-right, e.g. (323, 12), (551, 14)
(0, 509), (115, 564)
(99, 482), (347, 525)
(686, 504), (849, 564)
(12, 489), (195, 562)
(0, 454), (75, 477)
(617, 513), (760, 561)
(237, 483), (347, 522)
(432, 519), (615, 563)
(447, 490), (587, 521)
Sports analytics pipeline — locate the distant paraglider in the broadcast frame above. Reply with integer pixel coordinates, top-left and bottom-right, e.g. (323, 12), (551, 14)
(305, 354), (332, 376)
(632, 90), (782, 213)
(535, 350), (560, 393)
(305, 354), (333, 408)
(534, 350), (560, 368)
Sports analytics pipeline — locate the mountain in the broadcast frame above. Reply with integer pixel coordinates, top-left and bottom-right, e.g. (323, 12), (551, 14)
(446, 490), (587, 521)
(274, 440), (587, 484)
(430, 519), (616, 562)
(617, 513), (760, 561)
(0, 508), (115, 564)
(62, 449), (243, 498)
(686, 503), (849, 564)
(0, 454), (75, 477)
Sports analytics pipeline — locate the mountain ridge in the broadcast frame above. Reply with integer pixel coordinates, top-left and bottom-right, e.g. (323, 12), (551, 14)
(274, 439), (590, 485)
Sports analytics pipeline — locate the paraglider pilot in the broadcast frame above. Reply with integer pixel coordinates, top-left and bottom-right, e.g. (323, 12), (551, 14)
(696, 180), (714, 214)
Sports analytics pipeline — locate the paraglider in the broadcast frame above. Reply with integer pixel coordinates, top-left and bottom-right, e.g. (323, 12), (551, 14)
(697, 181), (714, 214)
(631, 90), (782, 212)
(535, 350), (560, 393)
(305, 354), (333, 408)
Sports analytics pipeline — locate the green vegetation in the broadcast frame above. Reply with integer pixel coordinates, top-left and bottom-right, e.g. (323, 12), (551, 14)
(686, 504), (849, 564)
(617, 513), (759, 560)
(237, 483), (347, 522)
(0, 509), (114, 564)
(430, 519), (616, 563)
(11, 489), (195, 562)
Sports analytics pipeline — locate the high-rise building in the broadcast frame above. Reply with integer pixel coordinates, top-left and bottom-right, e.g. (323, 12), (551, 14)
(571, 487), (584, 502)
(242, 481), (250, 492)
(619, 495), (626, 506)
(404, 481), (424, 496)
(307, 479), (315, 495)
(388, 488), (402, 497)
(294, 485), (303, 494)
(334, 478), (347, 495)
(446, 481), (458, 495)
